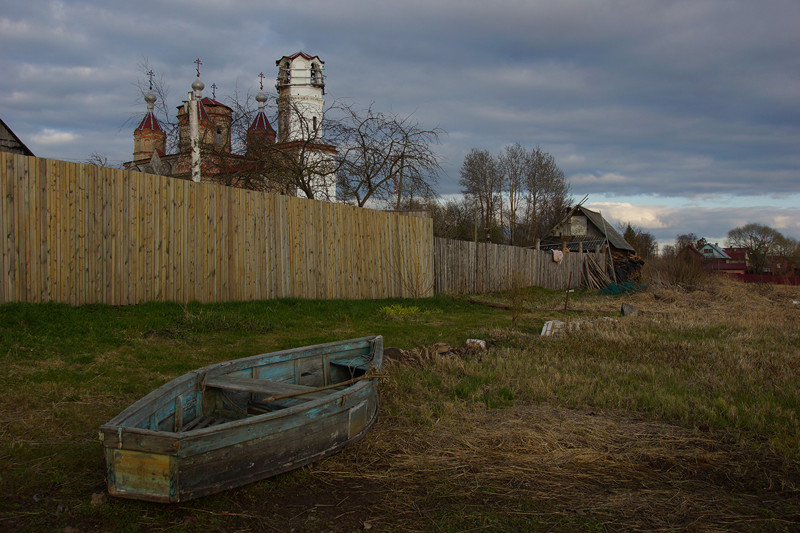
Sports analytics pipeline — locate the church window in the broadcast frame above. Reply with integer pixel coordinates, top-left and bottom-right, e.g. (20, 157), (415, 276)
(282, 62), (291, 84)
(216, 127), (223, 145)
(313, 116), (317, 131)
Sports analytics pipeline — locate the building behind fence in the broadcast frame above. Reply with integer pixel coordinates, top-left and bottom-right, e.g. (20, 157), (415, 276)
(2, 154), (603, 305)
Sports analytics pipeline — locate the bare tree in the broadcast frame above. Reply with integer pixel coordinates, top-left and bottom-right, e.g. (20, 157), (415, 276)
(459, 144), (569, 245)
(224, 85), (260, 156)
(498, 143), (528, 245)
(621, 223), (657, 258)
(773, 234), (799, 260)
(335, 104), (442, 207)
(428, 197), (477, 240)
(84, 152), (117, 168)
(521, 146), (570, 245)
(459, 149), (502, 241)
(675, 233), (700, 251)
(727, 223), (784, 273)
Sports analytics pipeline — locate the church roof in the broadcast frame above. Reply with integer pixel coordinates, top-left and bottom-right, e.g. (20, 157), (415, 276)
(199, 97), (231, 109)
(276, 51), (324, 65)
(177, 97), (232, 122)
(136, 111), (163, 132)
(248, 111), (276, 134)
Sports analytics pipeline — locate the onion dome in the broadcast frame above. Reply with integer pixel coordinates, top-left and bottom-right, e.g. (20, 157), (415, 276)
(248, 75), (276, 145)
(192, 77), (205, 97)
(136, 89), (163, 132)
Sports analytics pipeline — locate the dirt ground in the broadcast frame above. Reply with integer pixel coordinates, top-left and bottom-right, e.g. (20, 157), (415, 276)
(179, 404), (799, 532)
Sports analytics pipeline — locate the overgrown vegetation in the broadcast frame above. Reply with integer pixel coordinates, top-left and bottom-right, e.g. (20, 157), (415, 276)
(2, 279), (799, 531)
(642, 250), (710, 287)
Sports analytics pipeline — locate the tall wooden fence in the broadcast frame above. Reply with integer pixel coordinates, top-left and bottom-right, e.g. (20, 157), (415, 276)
(433, 237), (606, 294)
(1, 154), (433, 305)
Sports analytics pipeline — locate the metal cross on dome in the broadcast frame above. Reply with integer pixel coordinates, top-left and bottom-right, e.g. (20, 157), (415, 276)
(258, 72), (265, 91)
(194, 58), (202, 77)
(146, 70), (155, 91)
(211, 83), (217, 98)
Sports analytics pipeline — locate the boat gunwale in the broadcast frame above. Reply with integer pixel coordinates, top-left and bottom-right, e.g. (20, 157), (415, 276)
(100, 335), (383, 440)
(99, 378), (375, 440)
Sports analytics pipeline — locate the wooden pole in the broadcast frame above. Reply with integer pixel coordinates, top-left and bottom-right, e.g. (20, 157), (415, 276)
(598, 210), (617, 283)
(564, 271), (572, 310)
(474, 199), (478, 294)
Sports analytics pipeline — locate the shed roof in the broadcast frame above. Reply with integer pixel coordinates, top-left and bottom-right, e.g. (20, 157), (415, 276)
(0, 117), (34, 156)
(548, 205), (635, 252)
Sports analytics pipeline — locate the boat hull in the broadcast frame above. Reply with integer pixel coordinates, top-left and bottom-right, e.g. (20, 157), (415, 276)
(100, 336), (382, 502)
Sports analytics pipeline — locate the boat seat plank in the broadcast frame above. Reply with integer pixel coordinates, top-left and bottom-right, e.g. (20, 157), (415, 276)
(206, 376), (334, 401)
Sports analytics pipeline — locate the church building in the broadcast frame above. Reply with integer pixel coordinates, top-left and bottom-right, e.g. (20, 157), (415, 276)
(124, 52), (336, 201)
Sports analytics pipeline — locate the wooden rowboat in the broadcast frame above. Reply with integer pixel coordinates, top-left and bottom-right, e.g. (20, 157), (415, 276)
(99, 335), (383, 502)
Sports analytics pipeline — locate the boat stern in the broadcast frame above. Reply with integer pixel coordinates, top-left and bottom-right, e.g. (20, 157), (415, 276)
(105, 448), (177, 502)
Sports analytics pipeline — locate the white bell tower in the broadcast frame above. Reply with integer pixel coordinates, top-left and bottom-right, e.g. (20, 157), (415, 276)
(275, 52), (325, 143)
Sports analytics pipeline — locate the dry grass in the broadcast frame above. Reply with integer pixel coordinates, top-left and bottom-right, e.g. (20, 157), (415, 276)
(311, 403), (800, 531)
(642, 254), (710, 288)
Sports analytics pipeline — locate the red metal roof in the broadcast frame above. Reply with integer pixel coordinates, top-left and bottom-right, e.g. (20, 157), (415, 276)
(199, 97), (231, 109)
(177, 97), (231, 121)
(136, 111), (163, 132)
(248, 111), (275, 134)
(724, 248), (748, 261)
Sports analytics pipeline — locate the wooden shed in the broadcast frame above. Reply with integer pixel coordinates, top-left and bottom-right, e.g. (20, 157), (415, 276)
(540, 205), (635, 255)
(0, 117), (34, 157)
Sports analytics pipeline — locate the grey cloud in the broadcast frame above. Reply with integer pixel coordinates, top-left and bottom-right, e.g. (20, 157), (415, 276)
(0, 0), (798, 210)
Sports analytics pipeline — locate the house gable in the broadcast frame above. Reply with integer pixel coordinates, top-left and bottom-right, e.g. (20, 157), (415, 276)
(0, 118), (34, 156)
(543, 205), (635, 253)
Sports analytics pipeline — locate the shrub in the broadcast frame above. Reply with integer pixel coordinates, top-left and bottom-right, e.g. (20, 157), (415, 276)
(642, 254), (709, 287)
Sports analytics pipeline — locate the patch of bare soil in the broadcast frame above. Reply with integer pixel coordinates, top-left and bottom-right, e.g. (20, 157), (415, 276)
(289, 405), (800, 532)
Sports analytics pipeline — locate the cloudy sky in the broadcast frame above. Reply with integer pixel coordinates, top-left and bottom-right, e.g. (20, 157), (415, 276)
(2, 0), (798, 246)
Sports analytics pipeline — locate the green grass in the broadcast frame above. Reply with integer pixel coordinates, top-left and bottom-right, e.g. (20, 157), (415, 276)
(2, 280), (799, 531)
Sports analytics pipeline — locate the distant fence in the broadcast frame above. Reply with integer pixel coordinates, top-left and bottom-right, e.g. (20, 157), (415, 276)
(1, 153), (433, 305)
(433, 237), (606, 293)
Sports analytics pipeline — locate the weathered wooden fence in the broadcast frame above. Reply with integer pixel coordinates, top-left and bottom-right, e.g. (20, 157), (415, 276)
(1, 154), (434, 305)
(2, 154), (614, 305)
(433, 237), (607, 293)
